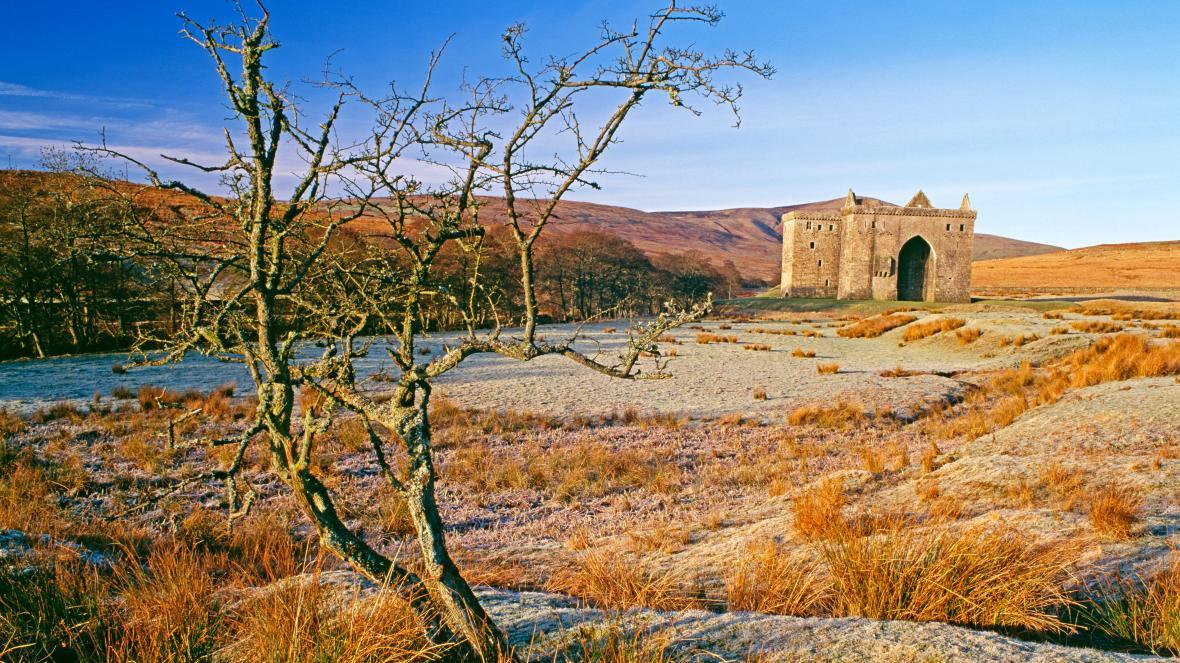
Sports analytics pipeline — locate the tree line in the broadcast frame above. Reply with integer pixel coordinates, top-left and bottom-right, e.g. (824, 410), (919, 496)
(0, 161), (755, 359)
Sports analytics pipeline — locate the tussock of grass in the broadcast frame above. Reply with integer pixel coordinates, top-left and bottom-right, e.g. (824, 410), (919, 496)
(821, 525), (1077, 632)
(789, 348), (815, 358)
(816, 362), (840, 375)
(787, 400), (873, 430)
(902, 317), (966, 342)
(727, 539), (831, 615)
(1079, 557), (1180, 655)
(742, 343), (771, 351)
(751, 327), (798, 336)
(1088, 485), (1141, 540)
(792, 478), (850, 541)
(546, 550), (695, 611)
(837, 314), (917, 339)
(696, 333), (738, 344)
(955, 327), (983, 345)
(1072, 320), (1124, 334)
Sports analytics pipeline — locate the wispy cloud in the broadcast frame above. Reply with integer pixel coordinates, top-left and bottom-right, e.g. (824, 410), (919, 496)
(0, 81), (155, 109)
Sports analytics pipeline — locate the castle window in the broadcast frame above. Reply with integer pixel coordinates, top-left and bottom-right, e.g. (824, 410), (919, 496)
(871, 221), (876, 229)
(818, 259), (823, 267)
(809, 241), (815, 249)
(825, 279), (830, 287)
(806, 221), (812, 230)
(946, 223), (951, 231)
(829, 224), (834, 231)
(960, 224), (965, 231)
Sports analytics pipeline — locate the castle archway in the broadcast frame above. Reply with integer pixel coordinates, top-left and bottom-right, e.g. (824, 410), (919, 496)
(897, 236), (933, 301)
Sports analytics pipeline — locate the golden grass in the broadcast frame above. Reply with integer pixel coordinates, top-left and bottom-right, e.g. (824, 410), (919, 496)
(1088, 485), (1141, 540)
(787, 400), (870, 430)
(821, 524), (1077, 632)
(837, 314), (917, 339)
(1072, 320), (1125, 334)
(792, 478), (849, 541)
(225, 571), (445, 663)
(1081, 556), (1180, 655)
(789, 348), (815, 358)
(816, 362), (840, 375)
(560, 622), (688, 662)
(1159, 325), (1180, 339)
(545, 550), (696, 611)
(955, 327), (983, 345)
(752, 387), (768, 401)
(925, 335), (1180, 441)
(0, 409), (24, 437)
(444, 439), (680, 501)
(727, 539), (831, 616)
(901, 317), (966, 342)
(742, 343), (771, 351)
(696, 333), (738, 344)
(751, 327), (798, 336)
(1073, 300), (1180, 321)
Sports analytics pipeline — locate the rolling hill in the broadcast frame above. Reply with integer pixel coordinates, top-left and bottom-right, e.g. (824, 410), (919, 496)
(972, 240), (1180, 292)
(376, 195), (1059, 283)
(0, 169), (1060, 284)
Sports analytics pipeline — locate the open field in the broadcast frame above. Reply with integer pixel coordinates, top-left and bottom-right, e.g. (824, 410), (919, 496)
(3, 301), (1180, 660)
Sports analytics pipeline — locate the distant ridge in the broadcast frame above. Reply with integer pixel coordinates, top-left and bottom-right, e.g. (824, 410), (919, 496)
(0, 170), (1062, 283)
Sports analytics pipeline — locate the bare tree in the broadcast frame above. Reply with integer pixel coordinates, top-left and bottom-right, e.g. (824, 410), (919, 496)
(87, 3), (771, 660)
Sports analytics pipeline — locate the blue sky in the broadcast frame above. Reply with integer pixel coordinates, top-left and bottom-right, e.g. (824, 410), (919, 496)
(2, 1), (1177, 248)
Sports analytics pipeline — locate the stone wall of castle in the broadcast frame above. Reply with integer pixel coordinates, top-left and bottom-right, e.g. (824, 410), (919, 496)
(780, 191), (975, 303)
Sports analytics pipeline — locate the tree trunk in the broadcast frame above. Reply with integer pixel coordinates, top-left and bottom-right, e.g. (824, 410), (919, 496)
(396, 396), (516, 662)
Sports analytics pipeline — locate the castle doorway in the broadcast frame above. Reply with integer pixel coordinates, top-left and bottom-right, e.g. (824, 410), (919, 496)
(897, 236), (932, 301)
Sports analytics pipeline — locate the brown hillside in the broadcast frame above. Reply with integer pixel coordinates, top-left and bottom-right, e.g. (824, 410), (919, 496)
(1, 169), (1058, 283)
(972, 241), (1180, 291)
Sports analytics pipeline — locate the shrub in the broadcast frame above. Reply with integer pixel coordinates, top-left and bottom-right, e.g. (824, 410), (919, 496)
(902, 317), (966, 342)
(790, 348), (816, 358)
(837, 314), (917, 339)
(742, 343), (771, 351)
(816, 362), (840, 375)
(752, 387), (768, 401)
(696, 333), (738, 344)
(879, 366), (917, 378)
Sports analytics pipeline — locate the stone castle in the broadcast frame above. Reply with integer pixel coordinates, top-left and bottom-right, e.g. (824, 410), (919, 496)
(780, 189), (976, 302)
